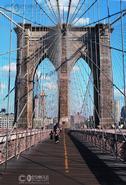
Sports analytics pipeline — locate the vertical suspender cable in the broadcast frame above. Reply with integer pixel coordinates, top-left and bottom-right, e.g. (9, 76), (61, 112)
(5, 0), (14, 171)
(120, 0), (126, 106)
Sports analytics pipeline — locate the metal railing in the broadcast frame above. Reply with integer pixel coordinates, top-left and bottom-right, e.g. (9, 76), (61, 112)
(0, 129), (50, 164)
(69, 129), (126, 161)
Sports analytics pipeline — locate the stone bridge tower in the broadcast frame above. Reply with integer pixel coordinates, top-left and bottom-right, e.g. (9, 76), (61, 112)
(14, 23), (114, 128)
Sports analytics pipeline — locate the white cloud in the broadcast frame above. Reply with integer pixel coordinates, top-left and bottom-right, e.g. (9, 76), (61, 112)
(37, 0), (89, 26)
(45, 76), (51, 81)
(47, 0), (79, 7)
(72, 65), (80, 72)
(45, 0), (79, 13)
(74, 18), (90, 26)
(35, 71), (51, 81)
(0, 82), (5, 91)
(114, 88), (126, 98)
(1, 63), (16, 72)
(45, 82), (57, 90)
(36, 70), (41, 78)
(40, 75), (51, 81)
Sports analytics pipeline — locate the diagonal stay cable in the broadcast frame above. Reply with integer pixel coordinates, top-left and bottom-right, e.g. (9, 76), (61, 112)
(69, 0), (82, 24)
(111, 11), (126, 26)
(69, 0), (86, 24)
(72, 0), (98, 25)
(0, 6), (42, 27)
(3, 28), (63, 100)
(66, 0), (72, 25)
(34, 0), (57, 25)
(44, 0), (58, 24)
(56, 0), (61, 26)
(48, 0), (59, 22)
(69, 30), (126, 54)
(0, 10), (24, 30)
(79, 55), (126, 139)
(55, 31), (126, 99)
(77, 8), (126, 27)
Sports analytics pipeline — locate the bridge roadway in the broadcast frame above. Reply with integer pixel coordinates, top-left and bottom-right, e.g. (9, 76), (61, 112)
(0, 130), (125, 185)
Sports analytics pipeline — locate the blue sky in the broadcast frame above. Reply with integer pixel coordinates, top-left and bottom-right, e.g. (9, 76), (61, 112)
(0, 0), (126, 118)
(34, 59), (58, 118)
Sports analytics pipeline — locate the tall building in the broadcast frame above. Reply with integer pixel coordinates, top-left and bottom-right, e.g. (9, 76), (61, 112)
(39, 90), (47, 118)
(34, 95), (39, 118)
(0, 113), (14, 129)
(34, 90), (47, 119)
(33, 90), (47, 128)
(70, 113), (86, 129)
(114, 100), (120, 123)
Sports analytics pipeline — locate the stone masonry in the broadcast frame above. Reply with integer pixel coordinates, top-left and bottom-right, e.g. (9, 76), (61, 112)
(14, 23), (114, 128)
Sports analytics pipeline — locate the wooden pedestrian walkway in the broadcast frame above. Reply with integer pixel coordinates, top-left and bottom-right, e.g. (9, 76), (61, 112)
(0, 130), (101, 185)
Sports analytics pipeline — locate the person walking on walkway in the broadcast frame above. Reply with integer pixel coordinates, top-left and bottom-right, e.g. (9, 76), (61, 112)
(49, 130), (53, 140)
(53, 123), (60, 143)
(54, 130), (59, 143)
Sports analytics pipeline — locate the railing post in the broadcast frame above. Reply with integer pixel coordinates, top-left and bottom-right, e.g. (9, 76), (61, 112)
(0, 150), (2, 163)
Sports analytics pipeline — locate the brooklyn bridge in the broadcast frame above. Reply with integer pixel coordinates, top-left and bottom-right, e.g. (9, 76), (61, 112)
(0, 0), (126, 185)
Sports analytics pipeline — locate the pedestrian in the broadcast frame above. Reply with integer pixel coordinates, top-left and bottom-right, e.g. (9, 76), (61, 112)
(53, 123), (58, 133)
(49, 130), (53, 140)
(54, 130), (59, 143)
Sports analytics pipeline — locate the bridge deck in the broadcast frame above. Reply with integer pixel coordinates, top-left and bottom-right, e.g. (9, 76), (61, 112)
(0, 130), (101, 185)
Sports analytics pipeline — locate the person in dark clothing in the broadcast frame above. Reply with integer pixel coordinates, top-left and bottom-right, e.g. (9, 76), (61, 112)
(53, 123), (60, 143)
(54, 131), (59, 143)
(49, 130), (53, 140)
(53, 123), (58, 133)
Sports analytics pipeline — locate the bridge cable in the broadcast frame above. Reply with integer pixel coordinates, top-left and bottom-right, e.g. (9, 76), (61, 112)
(72, 0), (98, 25)
(3, 31), (61, 101)
(76, 8), (126, 27)
(69, 0), (86, 25)
(69, 31), (126, 98)
(69, 32), (125, 133)
(66, 0), (72, 25)
(44, 0), (59, 24)
(56, 0), (61, 26)
(120, 0), (126, 106)
(34, 0), (57, 25)
(0, 6), (43, 27)
(69, 0), (83, 24)
(47, 0), (59, 23)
